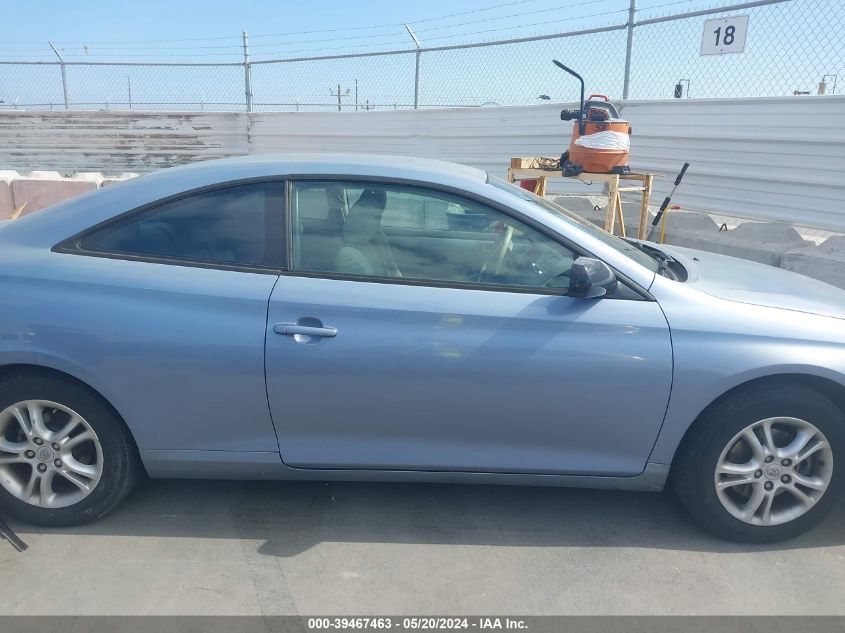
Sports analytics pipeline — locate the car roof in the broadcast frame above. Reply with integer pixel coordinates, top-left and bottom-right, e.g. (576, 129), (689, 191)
(205, 153), (486, 181)
(140, 153), (488, 189)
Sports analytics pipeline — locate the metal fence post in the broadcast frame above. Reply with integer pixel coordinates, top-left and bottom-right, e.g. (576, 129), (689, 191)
(242, 31), (253, 112)
(622, 0), (637, 100)
(49, 42), (69, 109)
(405, 24), (421, 109)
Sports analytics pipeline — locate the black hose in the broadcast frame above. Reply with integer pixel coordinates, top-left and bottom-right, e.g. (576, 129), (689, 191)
(553, 60), (585, 135)
(0, 514), (28, 552)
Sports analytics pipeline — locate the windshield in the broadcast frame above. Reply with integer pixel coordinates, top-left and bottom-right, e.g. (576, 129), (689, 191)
(487, 176), (659, 273)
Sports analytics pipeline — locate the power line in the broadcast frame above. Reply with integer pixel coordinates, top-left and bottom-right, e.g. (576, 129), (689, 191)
(409, 0), (563, 26)
(27, 0), (612, 54)
(36, 31), (412, 53)
(216, 6), (632, 59)
(49, 39), (412, 59)
(25, 30), (410, 52)
(415, 0), (606, 33)
(0, 0), (688, 61)
(0, 1), (547, 45)
(637, 0), (695, 12)
(1, 0), (617, 47)
(420, 6), (631, 42)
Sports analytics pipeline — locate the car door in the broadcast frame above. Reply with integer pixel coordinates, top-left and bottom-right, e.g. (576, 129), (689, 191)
(265, 180), (672, 476)
(48, 181), (285, 457)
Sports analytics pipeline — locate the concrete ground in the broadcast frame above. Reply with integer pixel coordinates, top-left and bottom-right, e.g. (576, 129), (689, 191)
(2, 479), (844, 615)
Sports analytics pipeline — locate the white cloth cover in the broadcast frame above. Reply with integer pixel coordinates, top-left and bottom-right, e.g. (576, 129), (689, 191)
(574, 130), (630, 151)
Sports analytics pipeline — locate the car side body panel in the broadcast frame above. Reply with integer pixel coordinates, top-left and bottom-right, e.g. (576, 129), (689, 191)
(0, 244), (280, 453)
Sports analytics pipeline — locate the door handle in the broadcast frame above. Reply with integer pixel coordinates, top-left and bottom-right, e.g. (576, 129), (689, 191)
(274, 323), (338, 338)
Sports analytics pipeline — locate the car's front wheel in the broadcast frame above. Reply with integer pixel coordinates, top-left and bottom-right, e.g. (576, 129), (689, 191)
(673, 382), (843, 543)
(0, 372), (142, 526)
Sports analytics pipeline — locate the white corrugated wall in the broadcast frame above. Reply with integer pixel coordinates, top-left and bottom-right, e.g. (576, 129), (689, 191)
(248, 105), (567, 175)
(1, 96), (844, 230)
(622, 97), (845, 231)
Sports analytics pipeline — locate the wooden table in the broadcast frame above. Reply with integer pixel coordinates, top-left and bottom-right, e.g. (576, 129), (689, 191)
(507, 163), (657, 239)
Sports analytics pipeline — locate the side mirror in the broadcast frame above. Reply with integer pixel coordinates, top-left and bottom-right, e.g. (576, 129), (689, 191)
(569, 257), (618, 298)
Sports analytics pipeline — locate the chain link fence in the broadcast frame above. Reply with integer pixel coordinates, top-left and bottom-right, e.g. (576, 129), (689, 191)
(629, 0), (843, 98)
(0, 0), (840, 111)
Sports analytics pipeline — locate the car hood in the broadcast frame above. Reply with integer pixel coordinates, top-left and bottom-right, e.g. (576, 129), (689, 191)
(657, 243), (845, 320)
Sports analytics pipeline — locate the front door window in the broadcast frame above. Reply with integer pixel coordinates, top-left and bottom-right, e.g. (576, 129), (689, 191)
(291, 181), (577, 292)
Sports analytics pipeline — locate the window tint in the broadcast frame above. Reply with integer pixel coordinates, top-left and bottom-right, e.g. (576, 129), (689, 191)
(292, 181), (576, 291)
(80, 182), (283, 268)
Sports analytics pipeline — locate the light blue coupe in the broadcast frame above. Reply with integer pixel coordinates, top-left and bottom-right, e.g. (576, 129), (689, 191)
(0, 155), (843, 542)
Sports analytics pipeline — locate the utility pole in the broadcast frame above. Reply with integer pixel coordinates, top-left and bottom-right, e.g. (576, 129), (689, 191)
(49, 42), (69, 109)
(355, 79), (358, 111)
(622, 0), (637, 100)
(330, 84), (350, 111)
(126, 75), (132, 110)
(405, 24), (421, 109)
(242, 30), (253, 112)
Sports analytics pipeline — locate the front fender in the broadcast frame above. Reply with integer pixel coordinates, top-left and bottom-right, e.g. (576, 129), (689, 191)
(649, 282), (845, 465)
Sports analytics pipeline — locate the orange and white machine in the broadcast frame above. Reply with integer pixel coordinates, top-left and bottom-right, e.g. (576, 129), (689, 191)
(554, 60), (631, 176)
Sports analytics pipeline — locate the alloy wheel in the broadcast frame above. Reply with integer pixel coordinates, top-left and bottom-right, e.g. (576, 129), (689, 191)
(0, 400), (103, 509)
(714, 416), (833, 526)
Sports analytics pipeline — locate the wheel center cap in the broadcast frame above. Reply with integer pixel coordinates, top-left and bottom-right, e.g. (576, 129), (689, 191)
(36, 446), (54, 463)
(764, 463), (783, 480)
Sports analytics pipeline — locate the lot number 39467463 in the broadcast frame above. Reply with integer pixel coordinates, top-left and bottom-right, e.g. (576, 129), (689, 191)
(700, 15), (749, 55)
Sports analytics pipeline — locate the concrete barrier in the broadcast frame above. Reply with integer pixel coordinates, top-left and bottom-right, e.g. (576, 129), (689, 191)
(659, 211), (721, 249)
(781, 236), (845, 290)
(632, 211), (809, 267)
(703, 222), (812, 267)
(0, 180), (13, 220)
(10, 175), (98, 217)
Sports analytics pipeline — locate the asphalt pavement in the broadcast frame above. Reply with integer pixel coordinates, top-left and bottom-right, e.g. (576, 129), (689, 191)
(2, 478), (844, 615)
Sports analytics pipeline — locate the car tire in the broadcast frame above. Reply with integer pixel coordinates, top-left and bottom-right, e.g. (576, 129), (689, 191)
(672, 381), (844, 543)
(0, 371), (143, 526)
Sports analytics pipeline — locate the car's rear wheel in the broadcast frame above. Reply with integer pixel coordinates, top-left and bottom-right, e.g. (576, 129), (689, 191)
(673, 382), (843, 543)
(0, 372), (142, 526)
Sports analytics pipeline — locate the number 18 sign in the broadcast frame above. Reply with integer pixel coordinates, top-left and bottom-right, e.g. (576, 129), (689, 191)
(700, 15), (749, 55)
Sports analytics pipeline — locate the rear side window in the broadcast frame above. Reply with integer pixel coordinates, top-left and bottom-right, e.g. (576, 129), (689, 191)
(77, 182), (284, 269)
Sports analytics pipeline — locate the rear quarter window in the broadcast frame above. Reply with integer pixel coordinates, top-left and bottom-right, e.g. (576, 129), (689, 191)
(76, 182), (284, 269)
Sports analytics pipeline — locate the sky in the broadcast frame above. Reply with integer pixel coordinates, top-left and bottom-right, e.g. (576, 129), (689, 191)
(3, 0), (653, 62)
(1, 0), (842, 109)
